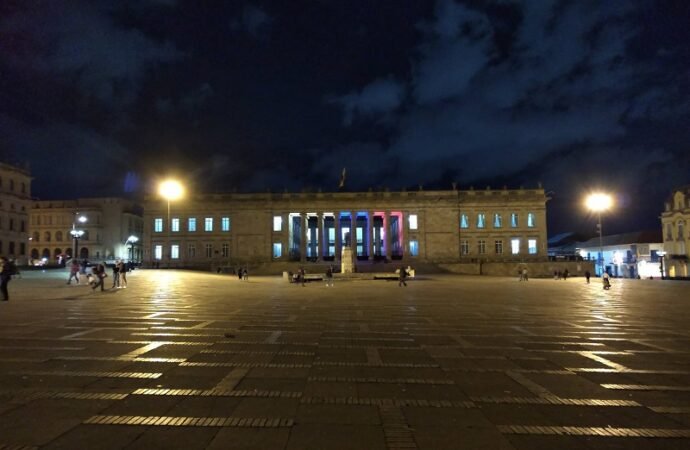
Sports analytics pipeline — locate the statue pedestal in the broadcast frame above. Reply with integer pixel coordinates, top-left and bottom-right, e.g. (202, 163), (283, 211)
(341, 246), (355, 274)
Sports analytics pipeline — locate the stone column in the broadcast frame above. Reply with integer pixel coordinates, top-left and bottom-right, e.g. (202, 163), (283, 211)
(367, 210), (374, 260)
(335, 212), (341, 261)
(282, 213), (289, 259)
(300, 213), (307, 262)
(384, 211), (392, 262)
(349, 211), (355, 249)
(402, 211), (410, 261)
(317, 212), (324, 261)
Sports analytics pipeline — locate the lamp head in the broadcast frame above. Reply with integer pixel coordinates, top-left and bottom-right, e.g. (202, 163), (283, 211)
(585, 193), (613, 212)
(159, 179), (184, 201)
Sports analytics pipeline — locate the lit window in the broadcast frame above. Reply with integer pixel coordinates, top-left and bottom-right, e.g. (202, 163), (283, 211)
(154, 245), (162, 260)
(221, 217), (230, 232)
(511, 238), (520, 254)
(511, 213), (518, 228)
(356, 227), (363, 244)
(409, 214), (418, 230)
(328, 228), (335, 242)
(221, 243), (229, 257)
(477, 214), (485, 228)
(171, 218), (180, 232)
(154, 218), (163, 232)
(409, 240), (419, 256)
(528, 239), (537, 254)
(527, 213), (536, 228)
(461, 240), (469, 255)
(273, 216), (282, 231)
(495, 240), (503, 254)
(205, 217), (213, 231)
(478, 240), (486, 254)
(171, 245), (179, 259)
(188, 218), (197, 232)
(273, 243), (282, 258)
(460, 214), (469, 229)
(205, 243), (212, 257)
(494, 214), (502, 228)
(188, 243), (196, 257)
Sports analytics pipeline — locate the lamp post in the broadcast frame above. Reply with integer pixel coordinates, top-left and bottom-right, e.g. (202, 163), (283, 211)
(70, 214), (87, 260)
(585, 193), (613, 277)
(158, 180), (184, 268)
(126, 235), (139, 263)
(658, 250), (666, 279)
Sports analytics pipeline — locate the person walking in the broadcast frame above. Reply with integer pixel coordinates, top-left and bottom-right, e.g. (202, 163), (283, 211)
(522, 267), (528, 281)
(398, 265), (408, 287)
(111, 261), (120, 289)
(92, 263), (107, 291)
(563, 269), (569, 280)
(242, 267), (248, 281)
(325, 266), (333, 287)
(238, 267), (243, 281)
(0, 256), (15, 301)
(299, 267), (306, 286)
(602, 271), (611, 290)
(80, 259), (89, 275)
(67, 259), (80, 284)
(118, 260), (128, 288)
(585, 270), (591, 284)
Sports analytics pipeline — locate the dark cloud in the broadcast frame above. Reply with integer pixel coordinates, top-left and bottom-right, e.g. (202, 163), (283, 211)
(230, 5), (273, 39)
(328, 78), (405, 126)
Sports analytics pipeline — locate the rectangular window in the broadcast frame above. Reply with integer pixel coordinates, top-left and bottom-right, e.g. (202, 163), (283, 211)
(527, 213), (536, 228)
(494, 213), (502, 228)
(205, 243), (212, 258)
(221, 217), (230, 232)
(204, 217), (213, 232)
(478, 240), (486, 254)
(511, 213), (518, 228)
(511, 238), (520, 255)
(460, 214), (469, 229)
(188, 217), (197, 232)
(477, 213), (485, 228)
(188, 243), (196, 258)
(171, 218), (180, 232)
(154, 218), (163, 232)
(665, 223), (673, 240)
(409, 214), (418, 230)
(154, 245), (162, 260)
(461, 240), (469, 255)
(273, 242), (282, 258)
(171, 244), (180, 259)
(328, 228), (335, 242)
(409, 240), (419, 256)
(495, 240), (503, 254)
(273, 216), (282, 231)
(528, 239), (537, 254)
(221, 243), (229, 257)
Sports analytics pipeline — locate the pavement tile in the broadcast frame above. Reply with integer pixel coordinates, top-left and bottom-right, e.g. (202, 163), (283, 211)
(286, 424), (386, 450)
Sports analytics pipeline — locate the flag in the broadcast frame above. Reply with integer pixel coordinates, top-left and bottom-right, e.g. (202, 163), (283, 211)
(338, 167), (346, 189)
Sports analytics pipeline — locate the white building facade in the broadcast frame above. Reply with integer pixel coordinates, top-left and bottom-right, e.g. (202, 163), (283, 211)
(660, 187), (690, 278)
(575, 231), (664, 278)
(0, 162), (32, 264)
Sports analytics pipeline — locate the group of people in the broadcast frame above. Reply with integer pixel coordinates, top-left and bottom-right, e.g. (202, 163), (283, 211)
(67, 259), (130, 291)
(237, 267), (248, 281)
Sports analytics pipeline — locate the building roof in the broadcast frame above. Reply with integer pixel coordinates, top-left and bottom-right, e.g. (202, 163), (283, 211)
(575, 230), (662, 249)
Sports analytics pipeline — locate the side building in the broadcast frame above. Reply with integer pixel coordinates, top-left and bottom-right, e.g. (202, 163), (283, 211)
(0, 162), (32, 264)
(29, 198), (144, 264)
(142, 188), (549, 271)
(574, 231), (663, 278)
(661, 186), (689, 278)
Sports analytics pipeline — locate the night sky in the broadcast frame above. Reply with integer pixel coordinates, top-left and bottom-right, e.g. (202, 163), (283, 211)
(1, 0), (689, 236)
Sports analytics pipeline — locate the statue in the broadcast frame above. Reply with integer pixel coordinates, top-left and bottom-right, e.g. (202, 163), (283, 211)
(341, 231), (356, 274)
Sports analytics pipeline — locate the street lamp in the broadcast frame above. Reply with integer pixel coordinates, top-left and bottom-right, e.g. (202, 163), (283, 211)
(70, 214), (87, 260)
(658, 250), (666, 279)
(585, 193), (613, 277)
(126, 235), (139, 263)
(158, 179), (184, 268)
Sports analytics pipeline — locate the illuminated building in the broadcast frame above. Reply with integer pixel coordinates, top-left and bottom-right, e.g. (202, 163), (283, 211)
(0, 162), (31, 264)
(661, 187), (690, 278)
(574, 231), (663, 278)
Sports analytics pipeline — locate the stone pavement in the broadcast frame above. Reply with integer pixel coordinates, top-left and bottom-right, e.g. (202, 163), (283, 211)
(0, 269), (689, 449)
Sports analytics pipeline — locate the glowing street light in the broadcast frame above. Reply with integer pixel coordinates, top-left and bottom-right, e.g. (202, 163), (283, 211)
(126, 235), (139, 263)
(585, 193), (613, 277)
(159, 179), (185, 268)
(71, 213), (87, 261)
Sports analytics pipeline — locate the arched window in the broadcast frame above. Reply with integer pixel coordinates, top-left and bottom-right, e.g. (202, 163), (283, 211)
(79, 247), (89, 258)
(31, 249), (39, 259)
(55, 231), (63, 242)
(44, 231), (51, 242)
(42, 248), (50, 259)
(678, 221), (685, 240)
(54, 248), (62, 257)
(32, 231), (40, 242)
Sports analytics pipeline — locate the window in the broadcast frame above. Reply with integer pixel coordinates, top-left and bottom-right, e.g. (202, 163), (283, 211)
(409, 240), (419, 256)
(273, 216), (282, 231)
(461, 240), (469, 255)
(477, 213), (485, 228)
(478, 240), (486, 254)
(665, 223), (673, 240)
(678, 221), (685, 240)
(460, 214), (469, 229)
(171, 218), (180, 232)
(204, 217), (213, 232)
(494, 214), (502, 228)
(221, 217), (231, 232)
(511, 238), (520, 254)
(188, 243), (196, 258)
(154, 245), (162, 260)
(154, 218), (163, 232)
(528, 239), (537, 254)
(527, 213), (536, 228)
(495, 240), (503, 254)
(273, 242), (282, 258)
(221, 243), (229, 257)
(19, 242), (25, 255)
(205, 244), (213, 257)
(511, 213), (518, 228)
(409, 214), (418, 230)
(188, 217), (197, 232)
(171, 245), (180, 259)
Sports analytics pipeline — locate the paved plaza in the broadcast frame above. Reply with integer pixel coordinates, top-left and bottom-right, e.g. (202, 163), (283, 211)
(0, 270), (689, 449)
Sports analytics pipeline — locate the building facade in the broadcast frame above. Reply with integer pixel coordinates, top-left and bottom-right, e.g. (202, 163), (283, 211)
(661, 187), (689, 278)
(0, 162), (32, 264)
(29, 198), (144, 264)
(574, 231), (664, 278)
(142, 188), (548, 269)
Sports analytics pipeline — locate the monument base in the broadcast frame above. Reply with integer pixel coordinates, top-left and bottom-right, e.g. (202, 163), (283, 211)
(341, 246), (355, 273)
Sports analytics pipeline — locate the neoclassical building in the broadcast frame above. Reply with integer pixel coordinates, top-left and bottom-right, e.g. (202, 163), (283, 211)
(0, 162), (32, 263)
(29, 198), (144, 264)
(661, 186), (689, 278)
(142, 187), (548, 269)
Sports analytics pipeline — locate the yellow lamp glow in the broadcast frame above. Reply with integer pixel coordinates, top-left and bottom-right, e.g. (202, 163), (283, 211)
(585, 193), (613, 212)
(159, 180), (184, 201)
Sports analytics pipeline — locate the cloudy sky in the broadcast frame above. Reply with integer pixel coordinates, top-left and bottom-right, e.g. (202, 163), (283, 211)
(1, 0), (689, 234)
